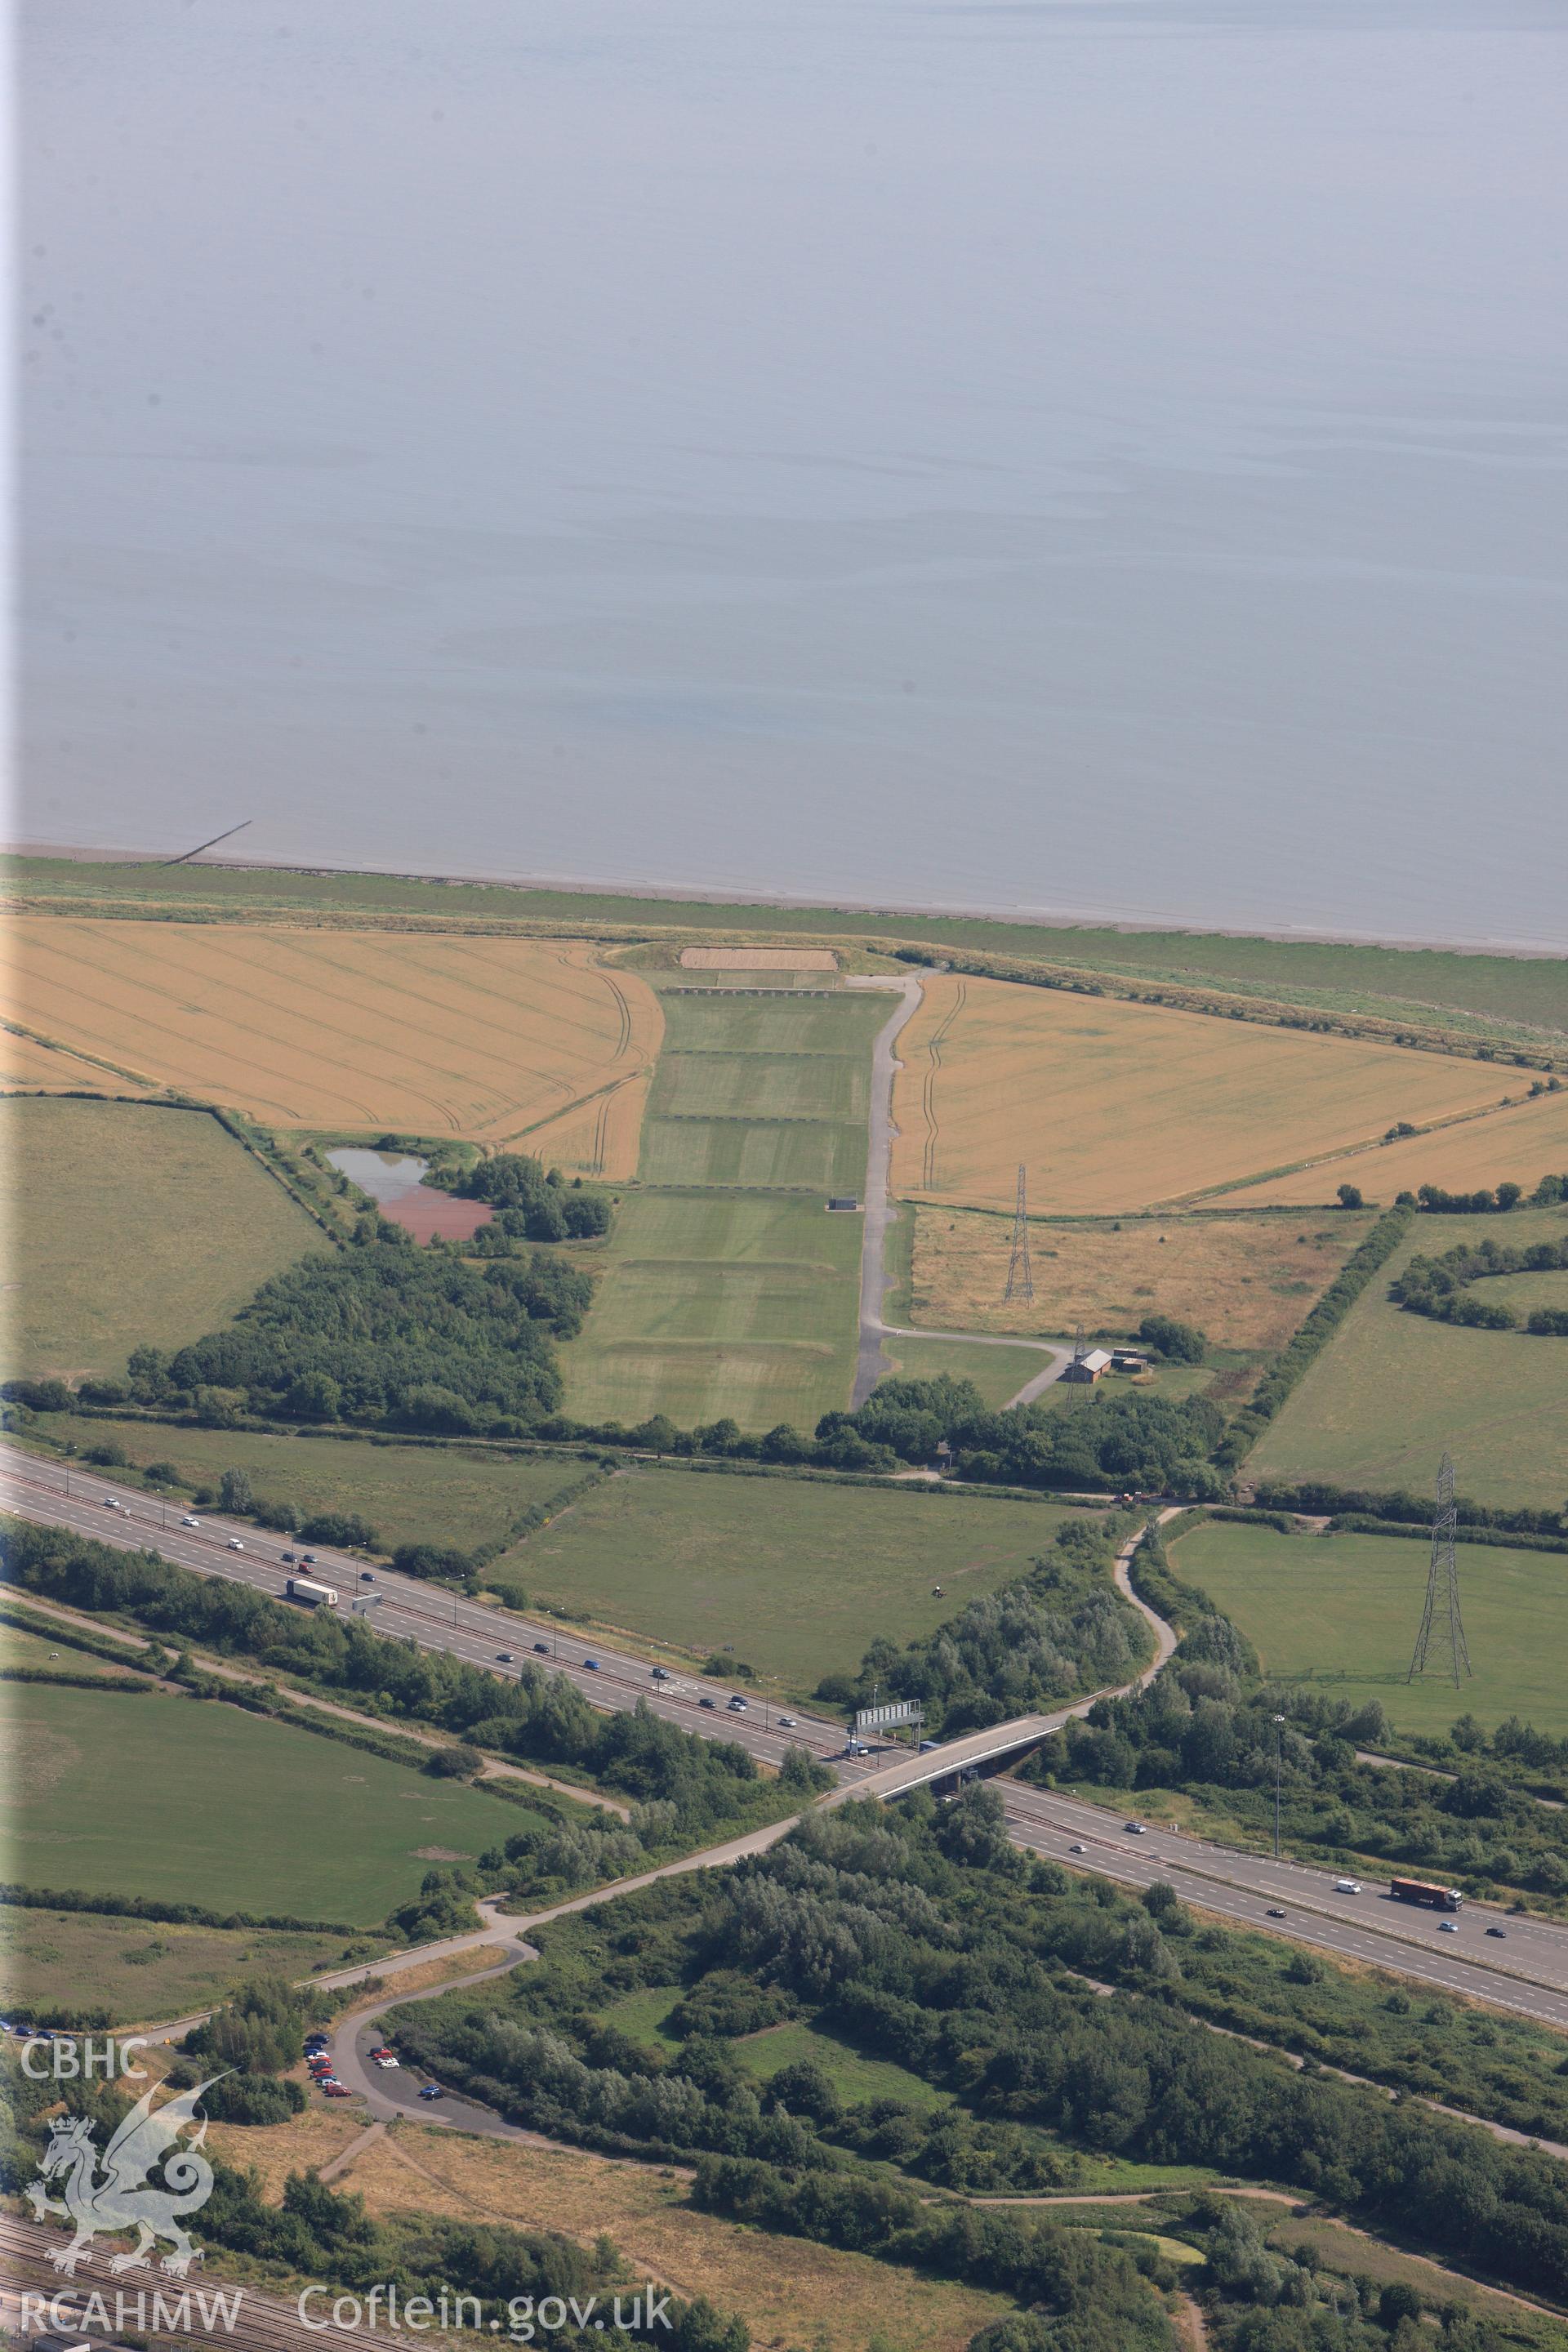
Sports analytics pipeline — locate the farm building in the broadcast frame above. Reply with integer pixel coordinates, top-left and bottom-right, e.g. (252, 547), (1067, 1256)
(1061, 1348), (1113, 1385)
(1111, 1349), (1149, 1372)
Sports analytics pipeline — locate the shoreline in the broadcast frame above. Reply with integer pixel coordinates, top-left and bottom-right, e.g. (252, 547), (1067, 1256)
(6, 836), (1564, 962)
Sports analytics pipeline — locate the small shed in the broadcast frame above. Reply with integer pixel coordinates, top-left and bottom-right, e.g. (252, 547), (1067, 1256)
(1061, 1348), (1113, 1385)
(1111, 1349), (1148, 1372)
(826, 1196), (861, 1212)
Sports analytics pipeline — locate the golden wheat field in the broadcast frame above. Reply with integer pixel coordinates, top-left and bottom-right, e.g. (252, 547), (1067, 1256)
(890, 973), (1507, 1213)
(908, 1204), (1370, 1349)
(1226, 1084), (1568, 1205)
(2, 918), (662, 1169)
(1, 1022), (156, 1094)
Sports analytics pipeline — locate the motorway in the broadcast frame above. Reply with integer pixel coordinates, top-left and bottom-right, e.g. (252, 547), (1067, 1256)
(10, 1441), (1568, 2027)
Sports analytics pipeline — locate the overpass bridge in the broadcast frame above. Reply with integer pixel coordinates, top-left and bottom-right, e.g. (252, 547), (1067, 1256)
(826, 1710), (1067, 1806)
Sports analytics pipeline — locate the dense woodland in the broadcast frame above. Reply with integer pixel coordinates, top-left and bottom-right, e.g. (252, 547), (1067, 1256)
(390, 1793), (1568, 2314)
(441, 1150), (614, 1241)
(130, 1238), (591, 1433)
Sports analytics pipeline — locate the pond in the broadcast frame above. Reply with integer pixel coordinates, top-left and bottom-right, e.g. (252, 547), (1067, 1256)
(326, 1149), (493, 1244)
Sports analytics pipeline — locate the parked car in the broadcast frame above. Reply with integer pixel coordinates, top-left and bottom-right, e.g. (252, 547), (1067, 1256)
(418, 2085), (446, 2101)
(324, 2084), (351, 2098)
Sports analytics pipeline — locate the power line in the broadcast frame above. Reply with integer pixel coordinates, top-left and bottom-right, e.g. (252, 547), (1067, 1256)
(1408, 1451), (1472, 1687)
(1003, 1163), (1033, 1303)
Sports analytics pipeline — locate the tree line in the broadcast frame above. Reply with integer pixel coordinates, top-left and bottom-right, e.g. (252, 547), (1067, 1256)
(1390, 1230), (1568, 1334)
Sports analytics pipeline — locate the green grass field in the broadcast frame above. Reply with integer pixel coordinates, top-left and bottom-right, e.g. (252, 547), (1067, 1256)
(0, 1097), (320, 1383)
(880, 1335), (1058, 1408)
(2, 1681), (548, 1921)
(1245, 1205), (1568, 1510)
(563, 988), (887, 1432)
(1, 1619), (148, 1677)
(1168, 1519), (1568, 1738)
(0, 1904), (375, 2025)
(23, 1414), (589, 1556)
(487, 1463), (1086, 1691)
(12, 857), (1561, 1045)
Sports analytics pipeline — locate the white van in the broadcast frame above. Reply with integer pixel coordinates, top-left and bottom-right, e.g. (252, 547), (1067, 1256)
(1334, 1878), (1362, 1895)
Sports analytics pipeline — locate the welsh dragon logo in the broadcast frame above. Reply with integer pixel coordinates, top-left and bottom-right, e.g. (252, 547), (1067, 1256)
(26, 2076), (228, 2275)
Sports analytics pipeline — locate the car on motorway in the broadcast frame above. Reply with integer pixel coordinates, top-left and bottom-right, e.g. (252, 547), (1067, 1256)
(1266, 1908), (1287, 1919)
(281, 1550), (297, 1563)
(582, 1657), (600, 1671)
(227, 1538), (244, 1551)
(1069, 1842), (1086, 1855)
(418, 2084), (446, 2101)
(533, 1642), (550, 1655)
(843, 1740), (871, 1758)
(1438, 1919), (1459, 1933)
(1124, 1821), (1146, 1835)
(727, 1695), (748, 1712)
(496, 1651), (514, 1664)
(777, 1714), (796, 1729)
(361, 1570), (376, 1582)
(301, 1552), (318, 1565)
(1334, 1879), (1362, 1895)
(1486, 1926), (1508, 1938)
(103, 1497), (120, 1508)
(698, 1695), (717, 1710)
(181, 1516), (200, 1527)
(650, 1665), (671, 1682)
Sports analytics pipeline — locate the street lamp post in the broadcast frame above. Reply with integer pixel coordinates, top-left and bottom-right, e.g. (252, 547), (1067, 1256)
(1272, 1714), (1285, 1860)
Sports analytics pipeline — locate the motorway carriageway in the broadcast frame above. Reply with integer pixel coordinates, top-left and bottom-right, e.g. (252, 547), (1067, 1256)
(0, 1444), (862, 1775)
(10, 1441), (1568, 2025)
